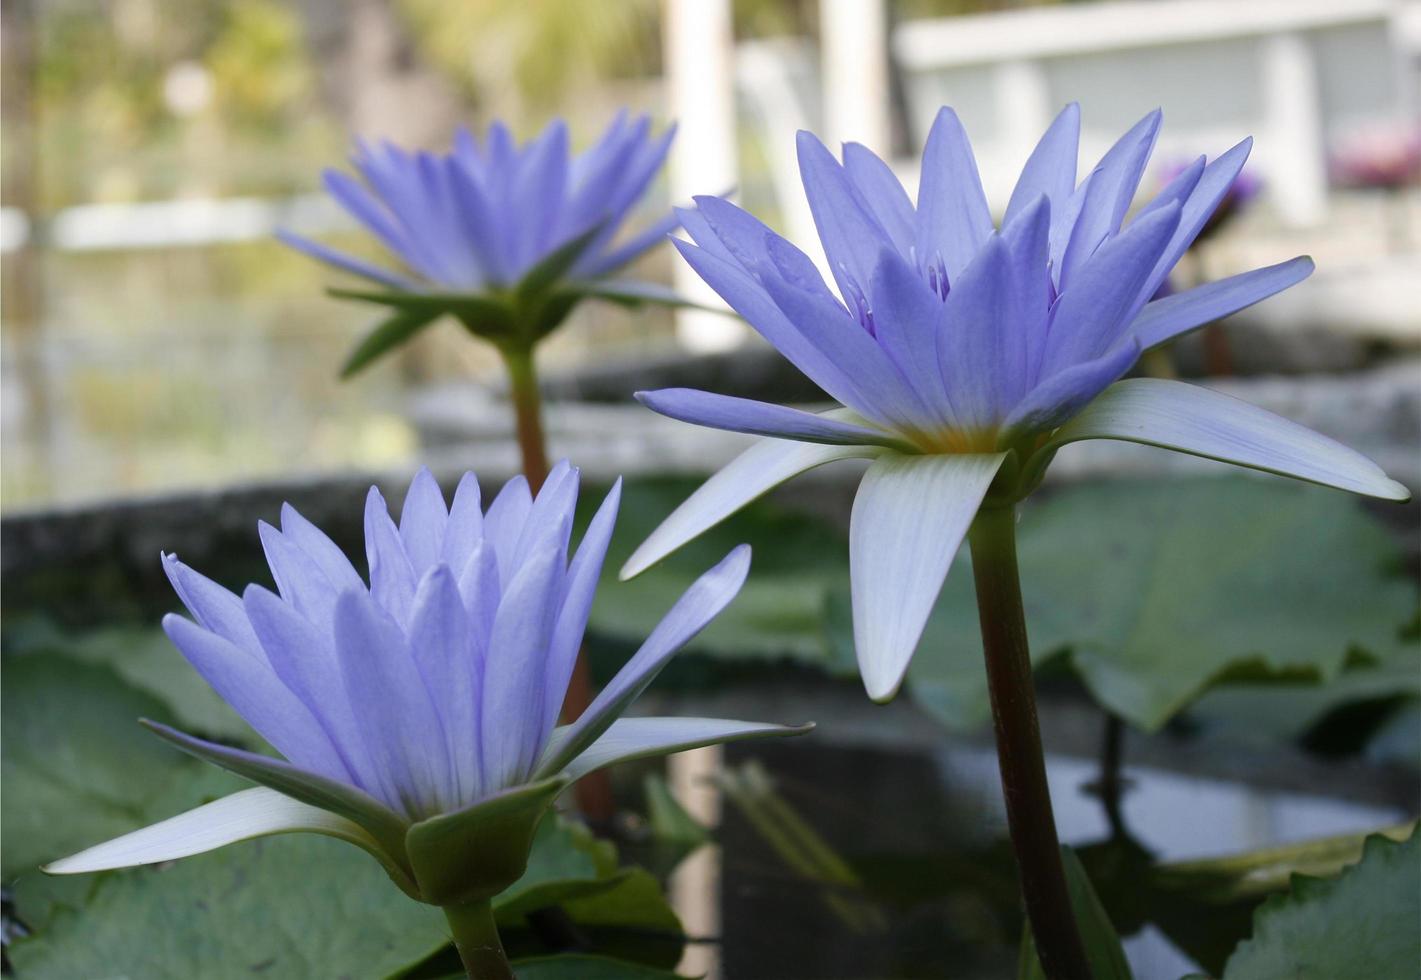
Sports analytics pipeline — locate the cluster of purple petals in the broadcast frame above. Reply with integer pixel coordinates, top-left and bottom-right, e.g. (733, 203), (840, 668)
(669, 105), (1308, 445)
(280, 113), (680, 292)
(160, 464), (617, 820)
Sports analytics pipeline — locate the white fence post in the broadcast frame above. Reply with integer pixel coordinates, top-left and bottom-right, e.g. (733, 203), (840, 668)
(820, 0), (892, 154)
(1260, 32), (1328, 226)
(663, 0), (745, 353)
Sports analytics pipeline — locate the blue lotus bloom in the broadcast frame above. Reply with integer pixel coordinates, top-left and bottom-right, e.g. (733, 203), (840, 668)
(623, 105), (1410, 702)
(280, 114), (689, 374)
(283, 113), (678, 292)
(48, 465), (807, 904)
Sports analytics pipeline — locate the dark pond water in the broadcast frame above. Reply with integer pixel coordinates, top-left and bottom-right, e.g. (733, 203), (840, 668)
(624, 735), (1413, 980)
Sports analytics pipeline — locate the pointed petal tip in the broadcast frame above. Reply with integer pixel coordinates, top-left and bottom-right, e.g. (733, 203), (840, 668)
(863, 670), (907, 705)
(1379, 478), (1412, 502)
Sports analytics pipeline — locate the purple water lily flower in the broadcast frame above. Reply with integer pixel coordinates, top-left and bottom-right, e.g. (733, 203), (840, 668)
(48, 465), (807, 906)
(280, 113), (691, 375)
(622, 104), (1410, 702)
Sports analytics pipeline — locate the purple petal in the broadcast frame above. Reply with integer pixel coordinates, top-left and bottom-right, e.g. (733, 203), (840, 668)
(636, 388), (912, 448)
(513, 460), (578, 569)
(1134, 137), (1252, 306)
(455, 540), (499, 663)
(279, 503), (365, 593)
(758, 263), (938, 432)
(866, 248), (955, 425)
(914, 107), (994, 281)
(321, 168), (413, 262)
(480, 544), (564, 790)
(543, 545), (750, 775)
(398, 467), (450, 577)
(511, 120), (570, 266)
(672, 238), (894, 428)
(335, 588), (453, 818)
(274, 230), (417, 290)
(544, 479), (622, 731)
(1059, 108), (1162, 285)
(407, 565), (479, 803)
(483, 475), (533, 586)
(580, 209), (682, 277)
(161, 613), (349, 781)
(257, 522), (339, 632)
(1005, 102), (1080, 225)
(1002, 337), (1140, 438)
(850, 453), (1006, 701)
(796, 130), (898, 302)
(162, 554), (261, 654)
(441, 472), (485, 568)
(1040, 202), (1180, 377)
(1130, 256), (1314, 351)
(677, 202), (737, 263)
(241, 584), (386, 799)
(364, 486), (417, 627)
(842, 142), (916, 255)
(1002, 196), (1054, 388)
(935, 236), (1018, 429)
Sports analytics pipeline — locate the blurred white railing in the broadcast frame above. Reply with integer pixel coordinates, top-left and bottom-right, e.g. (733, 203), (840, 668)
(734, 0), (1418, 233)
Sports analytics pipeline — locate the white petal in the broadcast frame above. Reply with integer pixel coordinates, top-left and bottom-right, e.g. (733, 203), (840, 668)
(44, 787), (377, 874)
(620, 434), (885, 580)
(850, 452), (1007, 702)
(549, 717), (813, 782)
(1044, 379), (1409, 501)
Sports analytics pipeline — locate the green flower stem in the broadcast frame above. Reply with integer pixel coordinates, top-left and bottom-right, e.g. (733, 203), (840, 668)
(968, 504), (1092, 980)
(498, 341), (614, 825)
(444, 900), (514, 980)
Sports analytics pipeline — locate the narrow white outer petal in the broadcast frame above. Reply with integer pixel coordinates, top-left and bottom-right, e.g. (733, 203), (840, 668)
(44, 788), (377, 874)
(549, 716), (812, 782)
(1044, 379), (1410, 501)
(850, 452), (1007, 702)
(620, 435), (884, 580)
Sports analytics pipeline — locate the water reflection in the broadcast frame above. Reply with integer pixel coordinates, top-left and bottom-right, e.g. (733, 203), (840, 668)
(662, 739), (1410, 979)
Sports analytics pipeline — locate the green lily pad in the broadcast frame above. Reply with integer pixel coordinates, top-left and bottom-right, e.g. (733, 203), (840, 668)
(1187, 645), (1420, 748)
(1204, 830), (1419, 980)
(7, 834), (450, 980)
(586, 476), (853, 665)
(1, 655), (205, 879)
(893, 477), (1417, 732)
(5, 622), (249, 742)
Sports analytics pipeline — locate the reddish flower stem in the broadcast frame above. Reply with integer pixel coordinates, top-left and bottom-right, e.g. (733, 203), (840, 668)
(968, 504), (1092, 980)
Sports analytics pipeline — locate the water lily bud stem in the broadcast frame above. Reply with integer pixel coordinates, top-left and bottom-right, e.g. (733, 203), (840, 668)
(968, 504), (1092, 980)
(500, 342), (615, 826)
(444, 899), (514, 980)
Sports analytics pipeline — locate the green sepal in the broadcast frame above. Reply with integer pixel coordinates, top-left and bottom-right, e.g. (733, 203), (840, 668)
(139, 720), (419, 898)
(339, 306), (441, 378)
(515, 224), (606, 303)
(328, 287), (517, 346)
(404, 775), (569, 906)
